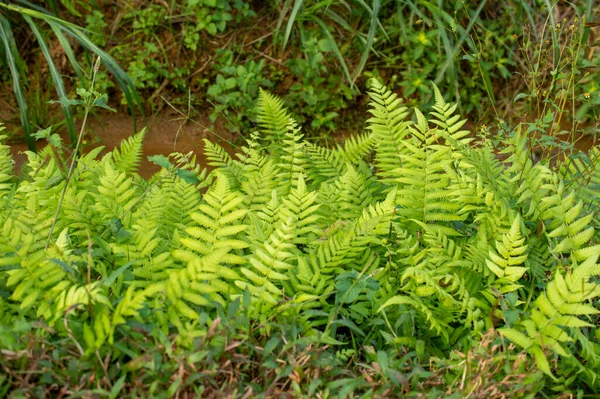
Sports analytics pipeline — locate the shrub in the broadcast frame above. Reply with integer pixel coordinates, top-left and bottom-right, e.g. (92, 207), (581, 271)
(1, 81), (600, 396)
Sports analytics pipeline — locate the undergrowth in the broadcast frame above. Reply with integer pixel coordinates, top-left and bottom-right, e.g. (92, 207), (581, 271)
(1, 80), (600, 397)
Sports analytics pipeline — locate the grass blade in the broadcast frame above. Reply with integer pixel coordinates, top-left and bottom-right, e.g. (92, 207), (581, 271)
(354, 0), (388, 40)
(55, 24), (145, 129)
(352, 0), (380, 85)
(434, 0), (487, 85)
(2, 2), (144, 128)
(0, 14), (35, 150)
(48, 20), (84, 83)
(24, 15), (78, 147)
(275, 0), (293, 46)
(312, 17), (353, 88)
(283, 0), (304, 50)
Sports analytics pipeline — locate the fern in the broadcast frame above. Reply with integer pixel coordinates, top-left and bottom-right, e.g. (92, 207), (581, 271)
(237, 215), (297, 305)
(110, 128), (146, 174)
(256, 88), (292, 157)
(276, 119), (307, 197)
(335, 132), (374, 166)
(240, 158), (278, 212)
(540, 179), (595, 256)
(0, 132), (14, 200)
(500, 246), (600, 377)
(503, 129), (552, 220)
(174, 172), (248, 268)
(395, 108), (464, 234)
(485, 215), (529, 294)
(3, 81), (600, 393)
(334, 163), (379, 220)
(367, 79), (411, 186)
(278, 175), (321, 245)
(304, 141), (346, 186)
(429, 84), (471, 144)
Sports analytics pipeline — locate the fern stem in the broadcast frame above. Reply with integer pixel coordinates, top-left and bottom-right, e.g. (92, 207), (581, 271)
(46, 57), (100, 249)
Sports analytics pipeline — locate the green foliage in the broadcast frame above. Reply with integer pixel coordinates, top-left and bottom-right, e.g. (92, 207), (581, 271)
(2, 81), (600, 396)
(0, 1), (143, 149)
(207, 50), (274, 132)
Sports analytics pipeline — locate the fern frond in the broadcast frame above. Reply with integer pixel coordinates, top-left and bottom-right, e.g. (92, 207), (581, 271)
(240, 159), (278, 212)
(139, 174), (202, 239)
(315, 189), (396, 274)
(304, 142), (346, 186)
(395, 109), (463, 233)
(174, 172), (248, 267)
(276, 119), (307, 197)
(203, 139), (244, 187)
(279, 175), (321, 245)
(366, 79), (411, 186)
(429, 83), (471, 144)
(485, 215), (528, 295)
(238, 215), (297, 305)
(286, 254), (335, 315)
(502, 129), (552, 220)
(94, 162), (139, 223)
(110, 128), (146, 174)
(540, 181), (594, 255)
(501, 246), (600, 377)
(335, 132), (374, 165)
(256, 89), (292, 157)
(0, 132), (14, 198)
(526, 236), (555, 283)
(335, 163), (379, 220)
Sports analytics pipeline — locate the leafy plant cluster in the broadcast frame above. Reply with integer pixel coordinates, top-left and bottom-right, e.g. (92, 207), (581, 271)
(2, 80), (600, 396)
(2, 0), (599, 144)
(0, 0), (142, 150)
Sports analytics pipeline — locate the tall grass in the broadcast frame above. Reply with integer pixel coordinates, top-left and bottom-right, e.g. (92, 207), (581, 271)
(0, 1), (143, 150)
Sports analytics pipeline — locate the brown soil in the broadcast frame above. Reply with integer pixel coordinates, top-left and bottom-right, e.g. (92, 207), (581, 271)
(8, 108), (237, 179)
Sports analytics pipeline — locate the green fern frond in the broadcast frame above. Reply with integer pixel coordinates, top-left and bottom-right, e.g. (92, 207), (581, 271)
(110, 128), (146, 174)
(335, 163), (379, 220)
(137, 174), (202, 239)
(238, 215), (297, 305)
(203, 139), (233, 168)
(61, 189), (103, 239)
(379, 294), (451, 341)
(485, 215), (529, 293)
(559, 148), (600, 217)
(503, 129), (552, 220)
(366, 79), (411, 185)
(203, 139), (244, 187)
(279, 175), (321, 245)
(160, 247), (236, 322)
(526, 236), (555, 283)
(94, 162), (139, 223)
(315, 189), (396, 274)
(335, 132), (374, 166)
(304, 142), (346, 186)
(256, 89), (292, 156)
(276, 119), (307, 197)
(540, 181), (594, 254)
(0, 132), (14, 198)
(422, 229), (482, 293)
(395, 110), (464, 233)
(17, 148), (66, 208)
(169, 151), (213, 189)
(500, 246), (600, 377)
(430, 83), (471, 144)
(286, 254), (335, 315)
(240, 159), (278, 212)
(2, 197), (79, 321)
(174, 172), (249, 267)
